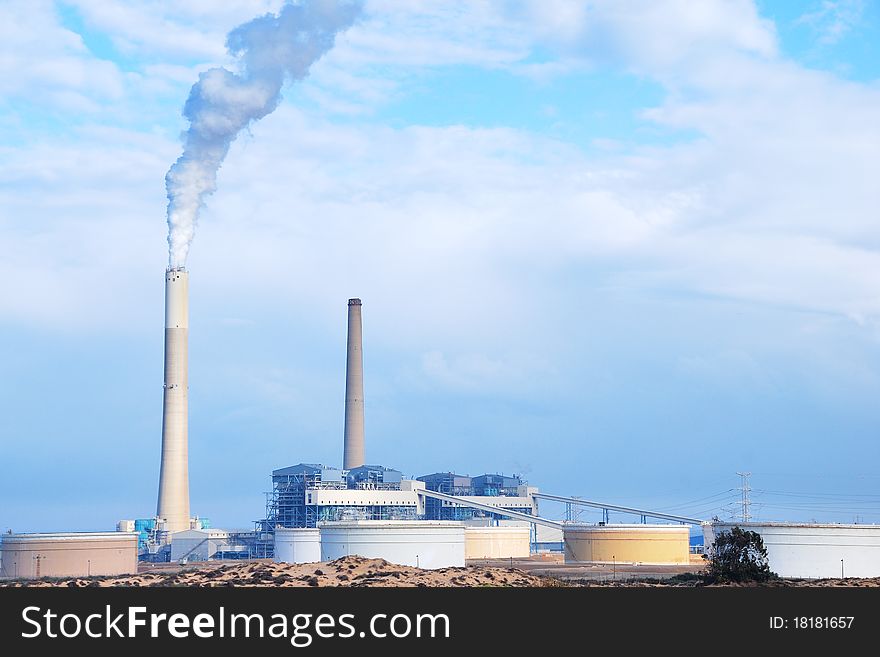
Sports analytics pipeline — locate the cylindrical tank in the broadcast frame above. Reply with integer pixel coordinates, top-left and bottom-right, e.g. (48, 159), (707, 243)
(465, 526), (531, 559)
(564, 524), (690, 565)
(117, 520), (136, 533)
(0, 532), (139, 579)
(319, 520), (465, 569)
(704, 522), (880, 578)
(274, 528), (322, 564)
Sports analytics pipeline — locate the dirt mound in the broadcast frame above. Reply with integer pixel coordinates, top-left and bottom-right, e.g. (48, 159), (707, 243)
(1, 556), (563, 588)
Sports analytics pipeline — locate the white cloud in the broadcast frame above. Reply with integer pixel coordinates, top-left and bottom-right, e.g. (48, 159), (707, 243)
(2, 0), (878, 385)
(0, 127), (175, 330)
(514, 0), (778, 77)
(797, 0), (866, 45)
(0, 0), (124, 104)
(62, 0), (283, 60)
(420, 350), (552, 395)
(3, 2), (880, 529)
(280, 1), (780, 116)
(677, 350), (780, 394)
(353, 0), (526, 68)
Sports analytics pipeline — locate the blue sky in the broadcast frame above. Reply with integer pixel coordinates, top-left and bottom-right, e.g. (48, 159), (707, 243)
(1, 0), (879, 533)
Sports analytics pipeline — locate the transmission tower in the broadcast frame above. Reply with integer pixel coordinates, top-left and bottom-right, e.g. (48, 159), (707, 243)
(736, 472), (752, 522)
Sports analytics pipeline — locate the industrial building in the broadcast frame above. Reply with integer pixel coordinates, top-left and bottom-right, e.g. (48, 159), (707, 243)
(704, 522), (880, 579)
(418, 472), (537, 521)
(262, 463), (420, 529)
(168, 529), (255, 563)
(0, 532), (138, 579)
(253, 463), (539, 558)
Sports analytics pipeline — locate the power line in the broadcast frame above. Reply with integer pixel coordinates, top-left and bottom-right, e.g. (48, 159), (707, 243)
(653, 489), (737, 511)
(754, 489), (880, 500)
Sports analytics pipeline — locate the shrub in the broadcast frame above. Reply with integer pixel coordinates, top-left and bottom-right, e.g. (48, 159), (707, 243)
(704, 526), (776, 583)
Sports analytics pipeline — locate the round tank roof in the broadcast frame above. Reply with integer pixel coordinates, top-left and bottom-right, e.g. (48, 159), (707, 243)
(709, 522), (880, 530)
(564, 524), (688, 533)
(317, 520), (463, 529)
(2, 532), (138, 543)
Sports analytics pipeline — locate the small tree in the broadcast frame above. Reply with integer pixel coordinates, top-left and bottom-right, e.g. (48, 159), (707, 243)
(704, 526), (776, 583)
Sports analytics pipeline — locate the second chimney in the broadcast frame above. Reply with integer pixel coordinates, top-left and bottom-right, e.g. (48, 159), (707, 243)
(343, 298), (365, 469)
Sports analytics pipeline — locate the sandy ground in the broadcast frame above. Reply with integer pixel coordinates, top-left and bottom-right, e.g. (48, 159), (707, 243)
(3, 555), (878, 587)
(473, 556), (880, 586)
(470, 555), (706, 583)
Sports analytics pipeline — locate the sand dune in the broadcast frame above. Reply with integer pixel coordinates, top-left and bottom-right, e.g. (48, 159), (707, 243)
(0, 556), (560, 588)
(3, 556), (877, 587)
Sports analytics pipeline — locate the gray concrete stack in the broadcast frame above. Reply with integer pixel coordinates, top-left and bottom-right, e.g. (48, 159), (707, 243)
(343, 298), (365, 469)
(156, 268), (190, 532)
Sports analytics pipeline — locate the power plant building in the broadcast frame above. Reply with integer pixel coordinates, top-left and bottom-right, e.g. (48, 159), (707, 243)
(262, 463), (423, 528)
(168, 529), (252, 563)
(255, 464), (539, 559)
(418, 472), (537, 521)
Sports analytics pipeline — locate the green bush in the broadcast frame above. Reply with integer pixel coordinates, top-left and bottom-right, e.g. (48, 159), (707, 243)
(704, 526), (777, 583)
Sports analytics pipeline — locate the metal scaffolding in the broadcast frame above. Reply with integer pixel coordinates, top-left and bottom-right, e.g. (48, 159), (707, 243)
(254, 468), (420, 558)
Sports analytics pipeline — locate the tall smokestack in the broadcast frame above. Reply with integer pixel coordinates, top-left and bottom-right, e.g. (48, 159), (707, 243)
(156, 268), (190, 532)
(343, 298), (365, 469)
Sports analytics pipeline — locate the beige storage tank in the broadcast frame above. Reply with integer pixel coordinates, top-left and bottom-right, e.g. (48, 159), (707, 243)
(564, 524), (690, 565)
(0, 532), (139, 579)
(465, 526), (531, 559)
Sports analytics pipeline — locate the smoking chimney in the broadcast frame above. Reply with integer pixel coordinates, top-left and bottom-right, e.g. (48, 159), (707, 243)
(156, 268), (191, 532)
(343, 298), (365, 469)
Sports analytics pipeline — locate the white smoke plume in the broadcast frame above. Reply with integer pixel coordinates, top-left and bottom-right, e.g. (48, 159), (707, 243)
(165, 0), (362, 270)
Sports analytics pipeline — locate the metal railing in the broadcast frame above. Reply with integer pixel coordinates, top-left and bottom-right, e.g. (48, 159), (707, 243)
(532, 492), (702, 525)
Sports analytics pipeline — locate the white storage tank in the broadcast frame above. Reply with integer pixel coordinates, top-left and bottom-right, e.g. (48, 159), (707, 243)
(116, 520), (135, 533)
(465, 526), (531, 559)
(274, 528), (322, 564)
(704, 522), (880, 578)
(319, 520), (465, 569)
